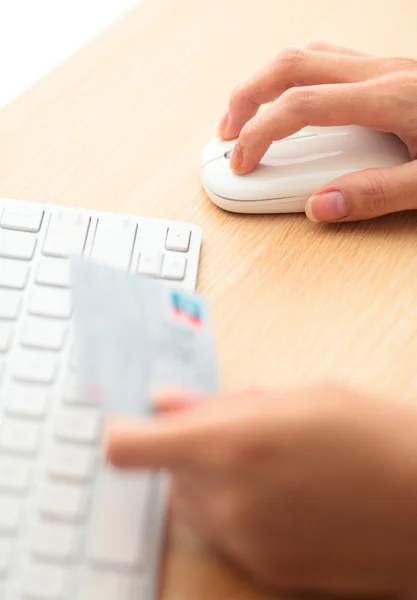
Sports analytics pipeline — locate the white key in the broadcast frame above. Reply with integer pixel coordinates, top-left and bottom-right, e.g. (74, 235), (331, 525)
(0, 456), (31, 492)
(86, 471), (151, 568)
(0, 325), (12, 352)
(61, 372), (82, 404)
(0, 259), (29, 289)
(137, 251), (162, 277)
(0, 539), (12, 574)
(43, 212), (90, 258)
(55, 407), (101, 444)
(36, 259), (70, 288)
(78, 570), (134, 600)
(90, 218), (137, 270)
(24, 562), (68, 600)
(48, 444), (95, 483)
(32, 521), (79, 561)
(0, 496), (21, 532)
(0, 230), (36, 260)
(165, 225), (191, 252)
(40, 482), (87, 522)
(6, 387), (48, 419)
(21, 318), (67, 351)
(29, 287), (72, 319)
(1, 205), (43, 232)
(0, 418), (40, 455)
(162, 253), (187, 280)
(13, 350), (58, 384)
(69, 347), (78, 371)
(0, 291), (21, 320)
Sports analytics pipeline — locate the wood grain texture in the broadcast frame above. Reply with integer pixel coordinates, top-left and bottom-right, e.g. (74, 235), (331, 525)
(1, 1), (417, 598)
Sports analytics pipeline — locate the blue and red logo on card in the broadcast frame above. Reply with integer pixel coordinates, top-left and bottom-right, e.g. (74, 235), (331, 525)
(171, 291), (202, 328)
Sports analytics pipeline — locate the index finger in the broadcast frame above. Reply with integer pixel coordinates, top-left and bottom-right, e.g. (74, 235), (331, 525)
(230, 79), (393, 175)
(219, 49), (382, 141)
(106, 401), (241, 471)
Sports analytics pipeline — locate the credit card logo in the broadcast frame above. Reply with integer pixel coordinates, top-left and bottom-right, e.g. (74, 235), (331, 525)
(171, 291), (202, 327)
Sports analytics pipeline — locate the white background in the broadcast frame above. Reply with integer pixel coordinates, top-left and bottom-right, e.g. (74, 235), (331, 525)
(0, 0), (141, 109)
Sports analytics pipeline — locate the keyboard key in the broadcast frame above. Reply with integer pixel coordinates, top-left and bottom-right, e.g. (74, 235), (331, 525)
(78, 570), (134, 600)
(0, 291), (21, 320)
(21, 318), (67, 351)
(40, 482), (87, 522)
(166, 225), (191, 252)
(5, 387), (48, 419)
(43, 212), (90, 258)
(137, 251), (162, 277)
(29, 287), (72, 319)
(0, 419), (41, 455)
(48, 444), (95, 483)
(32, 521), (79, 562)
(36, 259), (70, 288)
(0, 539), (12, 574)
(0, 456), (31, 492)
(90, 218), (137, 270)
(0, 496), (21, 532)
(55, 407), (100, 444)
(86, 471), (151, 569)
(24, 562), (68, 599)
(162, 254), (187, 281)
(1, 205), (43, 233)
(69, 347), (78, 371)
(0, 259), (29, 289)
(0, 230), (36, 260)
(0, 325), (12, 352)
(13, 350), (58, 385)
(61, 372), (82, 404)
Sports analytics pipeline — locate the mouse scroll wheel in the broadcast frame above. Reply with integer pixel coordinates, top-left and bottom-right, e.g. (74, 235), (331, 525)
(224, 149), (233, 159)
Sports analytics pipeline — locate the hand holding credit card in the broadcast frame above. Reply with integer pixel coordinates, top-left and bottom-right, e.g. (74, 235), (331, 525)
(68, 258), (219, 600)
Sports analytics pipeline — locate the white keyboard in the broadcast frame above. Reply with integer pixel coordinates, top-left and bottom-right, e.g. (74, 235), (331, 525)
(0, 198), (202, 599)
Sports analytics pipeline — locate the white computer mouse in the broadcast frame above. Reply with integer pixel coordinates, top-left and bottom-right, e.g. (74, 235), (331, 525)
(200, 125), (411, 214)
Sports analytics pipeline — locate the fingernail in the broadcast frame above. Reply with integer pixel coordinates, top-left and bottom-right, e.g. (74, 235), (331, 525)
(151, 386), (200, 410)
(217, 112), (229, 137)
(230, 143), (244, 173)
(306, 191), (348, 222)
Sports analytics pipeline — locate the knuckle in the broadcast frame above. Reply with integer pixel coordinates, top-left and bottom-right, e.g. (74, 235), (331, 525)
(275, 46), (309, 75)
(391, 56), (417, 72)
(361, 173), (392, 216)
(229, 84), (249, 110)
(229, 84), (260, 116)
(281, 87), (313, 117)
(304, 40), (329, 52)
(385, 70), (417, 90)
(344, 171), (393, 218)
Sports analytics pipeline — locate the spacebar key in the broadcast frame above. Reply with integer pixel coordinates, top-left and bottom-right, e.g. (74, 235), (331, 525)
(90, 217), (137, 270)
(86, 470), (151, 569)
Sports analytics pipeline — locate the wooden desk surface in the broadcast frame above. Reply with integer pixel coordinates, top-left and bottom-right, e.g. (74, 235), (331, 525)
(1, 0), (417, 598)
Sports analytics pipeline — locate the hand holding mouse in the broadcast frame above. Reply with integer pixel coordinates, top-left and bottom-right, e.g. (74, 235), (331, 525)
(219, 43), (417, 222)
(106, 384), (417, 598)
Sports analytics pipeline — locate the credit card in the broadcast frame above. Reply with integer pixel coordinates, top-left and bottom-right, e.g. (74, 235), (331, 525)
(70, 258), (219, 417)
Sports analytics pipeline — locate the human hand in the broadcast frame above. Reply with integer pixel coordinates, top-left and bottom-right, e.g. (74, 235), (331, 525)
(106, 384), (417, 598)
(218, 43), (417, 222)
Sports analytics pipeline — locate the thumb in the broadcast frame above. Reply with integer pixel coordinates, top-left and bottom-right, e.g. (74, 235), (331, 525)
(305, 161), (417, 222)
